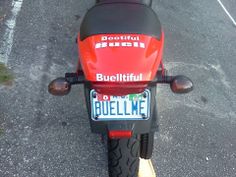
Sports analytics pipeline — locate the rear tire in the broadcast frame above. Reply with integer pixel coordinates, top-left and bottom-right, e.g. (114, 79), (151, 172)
(108, 135), (140, 177)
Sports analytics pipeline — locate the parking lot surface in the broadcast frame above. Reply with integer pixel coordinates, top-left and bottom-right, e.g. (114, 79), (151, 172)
(0, 0), (236, 176)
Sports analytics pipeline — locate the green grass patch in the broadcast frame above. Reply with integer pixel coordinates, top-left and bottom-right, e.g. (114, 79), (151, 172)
(0, 128), (4, 136)
(0, 63), (14, 84)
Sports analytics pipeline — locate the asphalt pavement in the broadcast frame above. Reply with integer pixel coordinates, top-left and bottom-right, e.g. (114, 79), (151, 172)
(0, 0), (236, 177)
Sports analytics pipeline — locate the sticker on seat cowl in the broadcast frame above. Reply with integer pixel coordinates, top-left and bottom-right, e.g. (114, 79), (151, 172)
(95, 35), (146, 49)
(96, 73), (143, 82)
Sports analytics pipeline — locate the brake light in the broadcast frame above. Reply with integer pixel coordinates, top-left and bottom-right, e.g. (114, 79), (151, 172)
(91, 81), (148, 96)
(109, 130), (132, 139)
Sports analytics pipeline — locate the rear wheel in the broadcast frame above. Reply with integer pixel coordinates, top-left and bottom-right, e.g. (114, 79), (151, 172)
(108, 135), (140, 177)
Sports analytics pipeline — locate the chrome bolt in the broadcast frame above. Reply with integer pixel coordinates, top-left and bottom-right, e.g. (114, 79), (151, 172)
(143, 93), (147, 98)
(142, 114), (146, 119)
(92, 93), (96, 98)
(94, 115), (99, 120)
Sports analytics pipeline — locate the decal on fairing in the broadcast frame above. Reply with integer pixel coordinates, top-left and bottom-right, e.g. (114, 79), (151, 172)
(96, 73), (143, 82)
(95, 35), (146, 49)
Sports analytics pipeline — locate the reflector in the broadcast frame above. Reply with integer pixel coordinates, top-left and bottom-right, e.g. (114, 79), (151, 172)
(109, 130), (132, 139)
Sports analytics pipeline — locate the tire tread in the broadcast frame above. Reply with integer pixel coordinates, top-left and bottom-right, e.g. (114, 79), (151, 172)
(108, 136), (140, 177)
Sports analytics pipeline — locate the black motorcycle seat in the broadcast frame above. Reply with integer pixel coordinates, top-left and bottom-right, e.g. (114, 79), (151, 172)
(80, 1), (161, 40)
(96, 0), (152, 6)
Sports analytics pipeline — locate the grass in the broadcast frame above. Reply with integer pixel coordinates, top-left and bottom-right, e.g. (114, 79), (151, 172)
(0, 63), (14, 84)
(0, 128), (4, 136)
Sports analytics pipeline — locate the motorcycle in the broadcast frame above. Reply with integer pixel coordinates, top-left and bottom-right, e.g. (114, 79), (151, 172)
(48, 0), (193, 176)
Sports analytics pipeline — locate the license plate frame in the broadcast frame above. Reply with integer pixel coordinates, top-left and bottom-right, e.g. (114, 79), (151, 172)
(90, 89), (151, 121)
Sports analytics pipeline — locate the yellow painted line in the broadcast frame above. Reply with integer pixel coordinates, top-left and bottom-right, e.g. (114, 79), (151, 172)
(138, 158), (156, 177)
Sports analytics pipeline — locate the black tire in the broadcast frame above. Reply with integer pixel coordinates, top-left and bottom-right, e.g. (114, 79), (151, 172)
(140, 132), (154, 159)
(108, 135), (140, 177)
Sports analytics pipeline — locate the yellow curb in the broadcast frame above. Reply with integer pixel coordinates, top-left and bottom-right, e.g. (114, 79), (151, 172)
(138, 158), (156, 177)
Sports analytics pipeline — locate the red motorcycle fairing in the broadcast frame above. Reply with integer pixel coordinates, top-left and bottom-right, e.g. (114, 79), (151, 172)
(79, 33), (164, 81)
(78, 33), (164, 95)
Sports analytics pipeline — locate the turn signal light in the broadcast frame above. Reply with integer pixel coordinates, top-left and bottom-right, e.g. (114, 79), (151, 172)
(48, 77), (71, 96)
(170, 75), (193, 94)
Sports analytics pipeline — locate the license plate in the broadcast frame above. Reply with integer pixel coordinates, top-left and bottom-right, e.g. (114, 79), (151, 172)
(90, 89), (151, 121)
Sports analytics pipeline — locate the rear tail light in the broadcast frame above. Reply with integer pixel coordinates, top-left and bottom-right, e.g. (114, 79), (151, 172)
(91, 81), (148, 96)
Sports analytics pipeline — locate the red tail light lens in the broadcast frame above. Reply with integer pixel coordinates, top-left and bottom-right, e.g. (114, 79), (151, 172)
(91, 82), (148, 96)
(109, 130), (132, 139)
